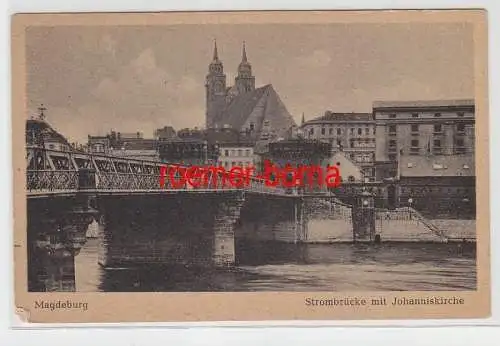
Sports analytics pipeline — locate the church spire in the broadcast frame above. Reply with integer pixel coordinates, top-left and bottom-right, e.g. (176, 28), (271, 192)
(242, 41), (247, 63)
(235, 41), (255, 94)
(213, 39), (219, 61)
(301, 112), (305, 126)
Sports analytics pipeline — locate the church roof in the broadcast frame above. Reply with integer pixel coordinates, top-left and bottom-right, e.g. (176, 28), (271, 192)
(214, 84), (297, 138)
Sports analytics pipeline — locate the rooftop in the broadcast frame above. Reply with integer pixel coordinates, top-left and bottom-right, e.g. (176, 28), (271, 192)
(26, 119), (72, 148)
(373, 99), (475, 109)
(399, 154), (475, 177)
(305, 112), (373, 124)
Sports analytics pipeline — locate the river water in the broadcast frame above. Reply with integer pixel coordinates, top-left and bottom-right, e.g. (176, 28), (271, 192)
(75, 238), (476, 292)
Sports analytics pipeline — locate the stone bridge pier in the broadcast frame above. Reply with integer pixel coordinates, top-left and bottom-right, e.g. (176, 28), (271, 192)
(96, 192), (245, 269)
(27, 195), (98, 292)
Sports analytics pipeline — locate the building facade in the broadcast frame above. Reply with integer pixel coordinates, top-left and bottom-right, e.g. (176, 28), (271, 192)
(88, 131), (159, 161)
(300, 112), (376, 180)
(397, 154), (475, 218)
(218, 143), (255, 170)
(373, 99), (475, 179)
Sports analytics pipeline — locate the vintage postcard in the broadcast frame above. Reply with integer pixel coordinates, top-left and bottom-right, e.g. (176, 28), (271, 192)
(12, 10), (489, 323)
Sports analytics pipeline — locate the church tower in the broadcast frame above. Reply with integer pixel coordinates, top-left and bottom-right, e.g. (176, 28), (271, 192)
(205, 40), (227, 128)
(235, 42), (255, 95)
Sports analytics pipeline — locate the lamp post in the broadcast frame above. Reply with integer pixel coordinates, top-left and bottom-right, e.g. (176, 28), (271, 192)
(203, 140), (208, 165)
(408, 198), (413, 220)
(353, 189), (376, 243)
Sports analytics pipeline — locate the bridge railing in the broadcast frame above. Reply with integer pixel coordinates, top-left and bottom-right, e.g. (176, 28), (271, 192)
(27, 170), (79, 192)
(246, 176), (296, 195)
(27, 168), (319, 195)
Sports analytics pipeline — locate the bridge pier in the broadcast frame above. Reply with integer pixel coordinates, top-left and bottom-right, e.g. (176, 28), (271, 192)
(27, 205), (98, 291)
(27, 168), (98, 292)
(212, 192), (245, 267)
(95, 192), (246, 269)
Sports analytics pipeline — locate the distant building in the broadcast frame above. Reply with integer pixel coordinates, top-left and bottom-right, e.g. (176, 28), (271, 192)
(26, 118), (72, 153)
(154, 126), (176, 140)
(158, 138), (218, 166)
(87, 135), (110, 154)
(157, 126), (249, 166)
(205, 40), (296, 143)
(301, 112), (375, 179)
(218, 143), (255, 170)
(88, 131), (159, 161)
(397, 154), (475, 218)
(373, 99), (475, 179)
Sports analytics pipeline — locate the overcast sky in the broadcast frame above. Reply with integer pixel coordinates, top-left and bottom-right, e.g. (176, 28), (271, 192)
(26, 22), (474, 143)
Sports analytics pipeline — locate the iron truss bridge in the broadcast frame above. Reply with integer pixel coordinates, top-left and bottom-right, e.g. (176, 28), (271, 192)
(26, 147), (331, 198)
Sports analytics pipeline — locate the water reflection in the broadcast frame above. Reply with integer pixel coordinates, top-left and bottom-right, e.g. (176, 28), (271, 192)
(76, 238), (476, 292)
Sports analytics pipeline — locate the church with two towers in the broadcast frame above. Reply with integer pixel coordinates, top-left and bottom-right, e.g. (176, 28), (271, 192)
(204, 41), (296, 142)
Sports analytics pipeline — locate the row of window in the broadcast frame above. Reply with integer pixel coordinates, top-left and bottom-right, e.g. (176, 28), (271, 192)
(400, 187), (474, 195)
(388, 123), (468, 135)
(222, 149), (252, 157)
(307, 127), (376, 136)
(388, 112), (466, 119)
(388, 138), (467, 157)
(219, 161), (254, 168)
(336, 186), (473, 196)
(388, 139), (466, 149)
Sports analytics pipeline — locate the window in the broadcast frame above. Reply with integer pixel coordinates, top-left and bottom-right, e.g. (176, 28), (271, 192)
(337, 128), (341, 135)
(245, 149), (251, 157)
(365, 128), (369, 135)
(237, 149), (242, 156)
(411, 139), (419, 147)
(357, 128), (362, 135)
(309, 128), (314, 135)
(433, 139), (442, 153)
(329, 128), (333, 135)
(373, 128), (376, 135)
(412, 113), (419, 118)
(388, 154), (397, 161)
(321, 127), (326, 135)
(411, 124), (419, 134)
(457, 112), (464, 117)
(434, 124), (442, 133)
(348, 175), (355, 182)
(350, 128), (354, 135)
(337, 140), (342, 147)
(434, 112), (442, 117)
(224, 150), (229, 156)
(456, 139), (465, 154)
(49, 144), (55, 150)
(389, 140), (397, 147)
(389, 113), (396, 119)
(389, 125), (397, 135)
(457, 123), (465, 133)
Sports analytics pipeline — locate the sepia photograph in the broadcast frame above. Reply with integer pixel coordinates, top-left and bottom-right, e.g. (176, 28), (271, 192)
(12, 10), (490, 322)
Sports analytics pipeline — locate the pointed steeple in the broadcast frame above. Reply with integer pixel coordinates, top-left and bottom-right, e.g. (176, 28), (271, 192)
(235, 41), (255, 93)
(301, 112), (305, 126)
(242, 41), (247, 63)
(213, 39), (219, 61)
